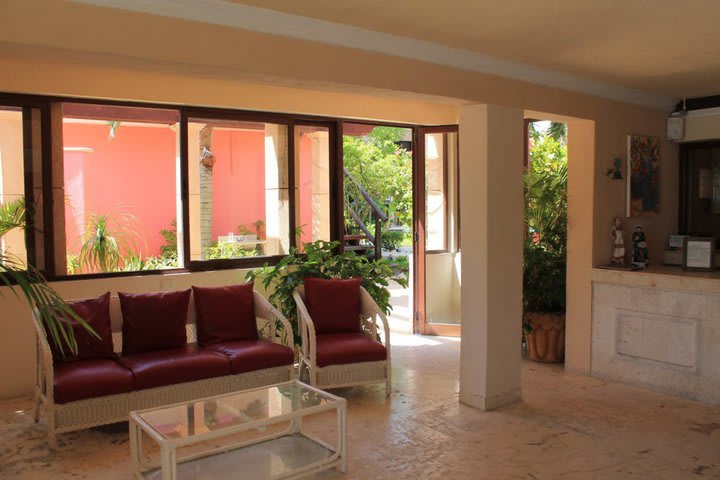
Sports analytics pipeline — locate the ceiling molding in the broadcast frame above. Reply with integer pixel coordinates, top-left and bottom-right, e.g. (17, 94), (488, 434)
(73, 0), (676, 111)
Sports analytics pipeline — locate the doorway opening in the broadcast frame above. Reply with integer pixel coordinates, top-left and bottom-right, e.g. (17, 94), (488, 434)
(522, 119), (568, 363)
(342, 123), (414, 334)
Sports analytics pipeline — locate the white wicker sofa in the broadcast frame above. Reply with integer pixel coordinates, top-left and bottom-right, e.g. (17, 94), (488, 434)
(32, 290), (294, 448)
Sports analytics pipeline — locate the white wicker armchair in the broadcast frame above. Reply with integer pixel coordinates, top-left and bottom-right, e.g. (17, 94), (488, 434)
(32, 291), (294, 449)
(293, 285), (391, 396)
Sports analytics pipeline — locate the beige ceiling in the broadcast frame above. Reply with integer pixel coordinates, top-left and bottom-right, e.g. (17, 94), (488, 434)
(232, 0), (720, 98)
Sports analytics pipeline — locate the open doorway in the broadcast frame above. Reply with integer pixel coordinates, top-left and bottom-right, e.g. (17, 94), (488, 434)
(340, 123), (461, 337)
(342, 123), (414, 334)
(522, 119), (568, 363)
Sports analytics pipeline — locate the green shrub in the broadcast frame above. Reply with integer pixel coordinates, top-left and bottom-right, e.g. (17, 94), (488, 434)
(204, 242), (260, 260)
(381, 230), (406, 251)
(247, 240), (408, 344)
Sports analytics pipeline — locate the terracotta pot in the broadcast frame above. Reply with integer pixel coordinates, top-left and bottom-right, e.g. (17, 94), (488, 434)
(525, 311), (565, 363)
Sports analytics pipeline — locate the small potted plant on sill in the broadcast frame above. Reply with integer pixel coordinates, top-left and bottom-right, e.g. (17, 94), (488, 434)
(523, 138), (567, 363)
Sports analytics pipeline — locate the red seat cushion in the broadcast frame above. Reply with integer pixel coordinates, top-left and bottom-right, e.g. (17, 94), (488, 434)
(303, 277), (362, 334)
(53, 359), (133, 404)
(315, 333), (387, 367)
(119, 290), (191, 355)
(118, 345), (230, 390)
(206, 340), (294, 374)
(47, 292), (114, 362)
(192, 284), (258, 345)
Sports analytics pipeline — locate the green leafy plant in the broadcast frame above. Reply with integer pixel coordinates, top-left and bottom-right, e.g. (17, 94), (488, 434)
(0, 197), (96, 355)
(0, 197), (26, 238)
(380, 230), (406, 251)
(204, 242), (259, 259)
(78, 212), (141, 273)
(246, 240), (408, 344)
(66, 254), (80, 275)
(523, 131), (568, 315)
(159, 220), (178, 259)
(343, 127), (412, 231)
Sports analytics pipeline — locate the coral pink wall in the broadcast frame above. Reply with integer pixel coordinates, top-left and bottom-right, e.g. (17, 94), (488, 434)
(63, 123), (317, 259)
(63, 122), (176, 257)
(209, 129), (266, 239)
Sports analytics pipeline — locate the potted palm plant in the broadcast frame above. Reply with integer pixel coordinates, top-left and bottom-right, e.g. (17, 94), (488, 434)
(523, 133), (567, 363)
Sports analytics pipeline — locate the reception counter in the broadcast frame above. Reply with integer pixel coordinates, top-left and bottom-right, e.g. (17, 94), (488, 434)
(591, 266), (720, 405)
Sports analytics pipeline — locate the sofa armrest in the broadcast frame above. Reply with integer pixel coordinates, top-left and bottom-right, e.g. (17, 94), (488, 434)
(253, 291), (293, 348)
(31, 308), (55, 405)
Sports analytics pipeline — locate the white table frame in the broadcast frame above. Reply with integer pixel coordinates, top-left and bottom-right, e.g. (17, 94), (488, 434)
(129, 380), (347, 480)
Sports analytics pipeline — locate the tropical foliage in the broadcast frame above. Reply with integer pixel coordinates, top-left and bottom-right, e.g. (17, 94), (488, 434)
(0, 197), (95, 355)
(247, 240), (408, 344)
(343, 127), (412, 231)
(523, 127), (568, 313)
(78, 212), (142, 273)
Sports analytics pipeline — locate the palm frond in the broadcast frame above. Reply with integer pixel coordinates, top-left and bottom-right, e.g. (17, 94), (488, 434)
(0, 197), (26, 237)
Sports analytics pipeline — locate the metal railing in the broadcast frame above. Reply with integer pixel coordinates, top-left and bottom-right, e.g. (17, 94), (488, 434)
(343, 167), (388, 260)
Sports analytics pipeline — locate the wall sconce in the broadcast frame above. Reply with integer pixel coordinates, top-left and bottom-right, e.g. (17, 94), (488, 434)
(607, 157), (623, 180)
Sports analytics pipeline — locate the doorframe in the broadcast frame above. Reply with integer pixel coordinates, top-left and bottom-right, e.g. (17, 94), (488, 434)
(413, 125), (460, 336)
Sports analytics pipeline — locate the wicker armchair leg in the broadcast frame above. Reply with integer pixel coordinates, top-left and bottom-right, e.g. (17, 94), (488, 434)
(32, 388), (41, 423)
(47, 416), (57, 450)
(385, 378), (392, 397)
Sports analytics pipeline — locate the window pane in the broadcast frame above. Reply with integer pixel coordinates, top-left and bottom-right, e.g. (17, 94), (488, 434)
(425, 132), (446, 251)
(0, 106), (27, 266)
(62, 103), (181, 274)
(188, 119), (289, 261)
(295, 125), (330, 248)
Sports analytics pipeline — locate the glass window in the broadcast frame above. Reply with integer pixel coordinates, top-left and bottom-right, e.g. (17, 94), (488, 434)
(0, 106), (27, 266)
(187, 118), (289, 261)
(61, 103), (181, 274)
(425, 132), (447, 251)
(295, 125), (330, 248)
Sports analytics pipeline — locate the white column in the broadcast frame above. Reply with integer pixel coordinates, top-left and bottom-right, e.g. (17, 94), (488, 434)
(458, 104), (524, 410)
(264, 124), (289, 256)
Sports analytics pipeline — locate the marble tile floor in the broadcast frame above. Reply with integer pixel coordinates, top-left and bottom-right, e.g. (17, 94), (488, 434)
(1, 334), (719, 479)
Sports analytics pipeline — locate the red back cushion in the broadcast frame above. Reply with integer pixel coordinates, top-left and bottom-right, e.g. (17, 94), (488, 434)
(192, 283), (258, 345)
(119, 290), (190, 355)
(47, 292), (114, 362)
(303, 277), (362, 334)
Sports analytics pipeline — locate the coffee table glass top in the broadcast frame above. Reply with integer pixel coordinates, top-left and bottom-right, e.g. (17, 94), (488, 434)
(133, 381), (338, 441)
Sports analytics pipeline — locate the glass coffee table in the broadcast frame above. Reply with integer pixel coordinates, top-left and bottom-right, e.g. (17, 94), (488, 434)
(129, 380), (347, 479)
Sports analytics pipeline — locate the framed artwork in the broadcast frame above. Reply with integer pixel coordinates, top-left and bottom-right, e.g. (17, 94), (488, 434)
(683, 237), (715, 271)
(626, 135), (660, 217)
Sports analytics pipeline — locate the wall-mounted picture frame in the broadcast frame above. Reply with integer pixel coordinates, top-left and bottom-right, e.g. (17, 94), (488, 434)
(626, 135), (660, 217)
(683, 237), (715, 271)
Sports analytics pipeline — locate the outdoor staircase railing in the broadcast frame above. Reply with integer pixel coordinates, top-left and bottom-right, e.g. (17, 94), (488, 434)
(343, 167), (388, 260)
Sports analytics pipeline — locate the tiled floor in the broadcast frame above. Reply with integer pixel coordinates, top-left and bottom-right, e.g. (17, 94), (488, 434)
(1, 334), (719, 479)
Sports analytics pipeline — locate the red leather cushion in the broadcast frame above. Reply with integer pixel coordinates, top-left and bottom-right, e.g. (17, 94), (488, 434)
(315, 332), (387, 367)
(53, 359), (133, 404)
(303, 277), (362, 334)
(119, 290), (190, 355)
(47, 292), (114, 363)
(118, 345), (231, 390)
(192, 284), (258, 345)
(206, 340), (294, 374)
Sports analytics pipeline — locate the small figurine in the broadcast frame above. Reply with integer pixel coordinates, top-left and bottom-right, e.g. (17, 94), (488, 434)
(610, 217), (626, 266)
(606, 158), (624, 180)
(632, 225), (649, 267)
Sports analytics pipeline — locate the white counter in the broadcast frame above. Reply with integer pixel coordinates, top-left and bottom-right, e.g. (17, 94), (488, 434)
(591, 266), (720, 405)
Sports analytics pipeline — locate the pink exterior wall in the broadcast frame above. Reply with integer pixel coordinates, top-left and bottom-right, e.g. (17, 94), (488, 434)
(298, 133), (313, 245)
(63, 124), (314, 259)
(63, 122), (177, 258)
(209, 129), (266, 239)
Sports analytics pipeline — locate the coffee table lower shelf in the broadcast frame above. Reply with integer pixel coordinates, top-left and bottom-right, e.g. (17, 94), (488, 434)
(141, 433), (340, 480)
